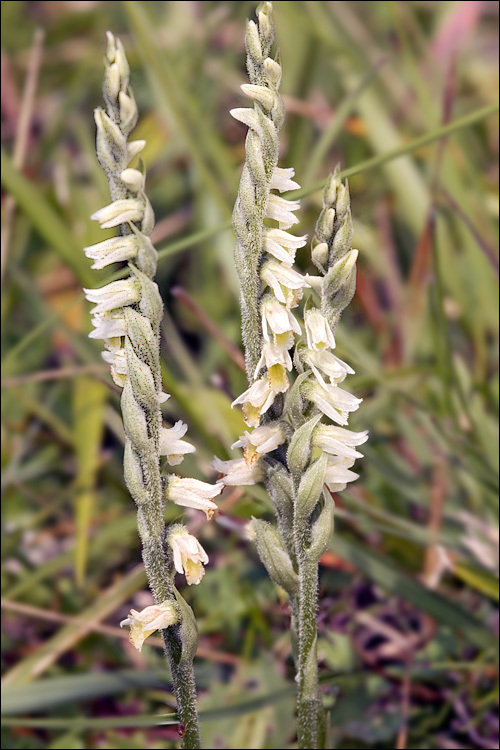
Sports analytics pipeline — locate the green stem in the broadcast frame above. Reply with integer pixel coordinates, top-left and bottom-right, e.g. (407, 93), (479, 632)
(293, 515), (324, 750)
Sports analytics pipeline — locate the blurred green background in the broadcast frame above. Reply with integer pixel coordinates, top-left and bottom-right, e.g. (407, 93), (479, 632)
(1, 1), (498, 748)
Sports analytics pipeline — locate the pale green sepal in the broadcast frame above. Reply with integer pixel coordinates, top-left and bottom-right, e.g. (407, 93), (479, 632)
(330, 209), (353, 263)
(125, 339), (158, 414)
(287, 413), (323, 481)
(173, 588), (200, 668)
(252, 518), (299, 594)
(123, 440), (149, 506)
(321, 249), (358, 328)
(121, 379), (149, 451)
(129, 221), (157, 277)
(124, 307), (158, 377)
(266, 463), (294, 516)
(296, 453), (328, 519)
(283, 371), (312, 426)
(130, 265), (164, 330)
(308, 490), (335, 562)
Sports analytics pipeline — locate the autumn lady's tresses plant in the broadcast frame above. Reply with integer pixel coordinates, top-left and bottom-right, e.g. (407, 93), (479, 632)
(83, 33), (222, 749)
(214, 4), (367, 748)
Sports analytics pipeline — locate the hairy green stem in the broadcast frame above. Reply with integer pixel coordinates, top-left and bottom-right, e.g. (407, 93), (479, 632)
(296, 557), (323, 749)
(294, 517), (324, 750)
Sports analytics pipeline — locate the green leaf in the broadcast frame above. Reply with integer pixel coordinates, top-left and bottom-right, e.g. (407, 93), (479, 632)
(454, 562), (499, 602)
(0, 149), (94, 286)
(1, 670), (171, 716)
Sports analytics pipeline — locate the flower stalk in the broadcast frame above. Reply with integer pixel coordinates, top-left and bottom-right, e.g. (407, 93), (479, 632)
(84, 33), (222, 749)
(216, 4), (367, 747)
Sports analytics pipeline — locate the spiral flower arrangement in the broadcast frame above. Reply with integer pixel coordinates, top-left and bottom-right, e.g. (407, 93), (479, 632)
(83, 33), (222, 749)
(84, 6), (366, 747)
(214, 4), (367, 747)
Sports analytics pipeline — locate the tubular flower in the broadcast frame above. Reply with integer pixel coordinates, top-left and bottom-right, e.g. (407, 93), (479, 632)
(166, 476), (223, 519)
(168, 527), (209, 585)
(313, 424), (368, 461)
(304, 309), (336, 352)
(232, 424), (285, 466)
(212, 457), (266, 486)
(230, 4), (310, 421)
(83, 235), (139, 270)
(261, 296), (301, 342)
(159, 421), (196, 466)
(303, 381), (362, 427)
(324, 459), (360, 493)
(260, 261), (308, 307)
(83, 279), (140, 316)
(120, 601), (177, 652)
(232, 377), (277, 427)
(304, 348), (354, 388)
(88, 311), (127, 341)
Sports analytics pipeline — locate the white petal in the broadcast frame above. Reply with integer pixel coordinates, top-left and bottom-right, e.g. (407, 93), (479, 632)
(159, 421), (196, 464)
(127, 140), (146, 161)
(269, 166), (300, 192)
(265, 229), (307, 249)
(91, 199), (143, 229)
(264, 236), (295, 264)
(266, 194), (300, 228)
(212, 457), (265, 485)
(84, 235), (138, 270)
(83, 279), (139, 315)
(240, 83), (275, 109)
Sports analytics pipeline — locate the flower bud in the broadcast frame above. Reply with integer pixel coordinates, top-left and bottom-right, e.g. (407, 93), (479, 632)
(120, 168), (144, 193)
(311, 241), (329, 270)
(125, 339), (158, 415)
(124, 307), (157, 375)
(168, 527), (209, 585)
(331, 209), (353, 261)
(241, 83), (275, 110)
(120, 601), (177, 652)
(323, 169), (339, 207)
(245, 20), (263, 63)
(121, 380), (149, 451)
(264, 56), (282, 86)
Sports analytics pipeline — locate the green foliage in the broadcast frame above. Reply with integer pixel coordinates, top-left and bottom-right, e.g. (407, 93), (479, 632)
(1, 1), (498, 749)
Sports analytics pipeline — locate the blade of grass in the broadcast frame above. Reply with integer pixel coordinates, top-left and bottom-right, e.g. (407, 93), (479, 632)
(293, 102), (499, 200)
(1, 669), (171, 716)
(3, 514), (137, 601)
(1, 28), (44, 290)
(2, 103), (495, 375)
(0, 149), (94, 286)
(1, 565), (147, 687)
(123, 0), (232, 218)
(453, 562), (499, 602)
(302, 57), (388, 185)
